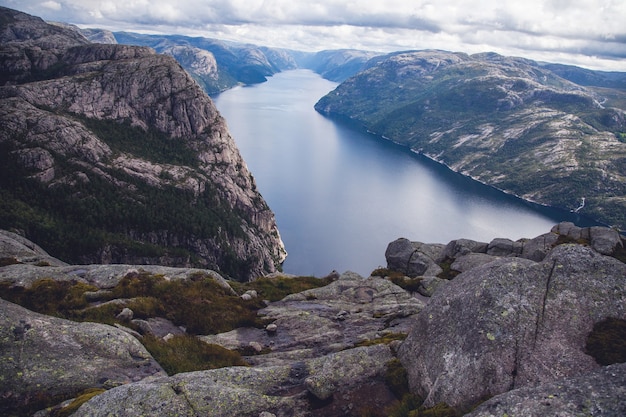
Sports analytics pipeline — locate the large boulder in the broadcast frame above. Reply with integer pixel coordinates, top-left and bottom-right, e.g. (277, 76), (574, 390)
(398, 244), (626, 409)
(466, 362), (626, 417)
(385, 238), (444, 277)
(0, 298), (164, 415)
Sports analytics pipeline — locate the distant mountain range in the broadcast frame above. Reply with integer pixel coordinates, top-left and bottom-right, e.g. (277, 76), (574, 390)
(70, 27), (377, 94)
(315, 50), (626, 230)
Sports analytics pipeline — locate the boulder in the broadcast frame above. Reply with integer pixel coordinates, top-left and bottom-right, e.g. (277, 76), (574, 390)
(449, 253), (497, 273)
(438, 238), (488, 260)
(466, 362), (626, 417)
(0, 298), (164, 415)
(398, 244), (626, 409)
(416, 276), (449, 297)
(486, 237), (523, 257)
(385, 238), (444, 277)
(520, 232), (559, 261)
(551, 222), (624, 255)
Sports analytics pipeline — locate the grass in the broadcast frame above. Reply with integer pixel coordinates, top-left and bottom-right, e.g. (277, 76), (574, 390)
(232, 274), (336, 302)
(141, 334), (248, 375)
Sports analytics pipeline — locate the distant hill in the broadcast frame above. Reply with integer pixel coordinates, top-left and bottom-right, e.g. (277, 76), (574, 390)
(315, 50), (626, 230)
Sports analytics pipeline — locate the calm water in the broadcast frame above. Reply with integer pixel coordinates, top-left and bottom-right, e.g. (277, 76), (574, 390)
(214, 70), (597, 277)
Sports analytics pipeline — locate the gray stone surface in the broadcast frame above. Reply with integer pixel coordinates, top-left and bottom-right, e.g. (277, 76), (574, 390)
(0, 298), (165, 414)
(398, 244), (626, 409)
(466, 362), (626, 417)
(385, 238), (444, 277)
(72, 345), (393, 417)
(201, 271), (424, 365)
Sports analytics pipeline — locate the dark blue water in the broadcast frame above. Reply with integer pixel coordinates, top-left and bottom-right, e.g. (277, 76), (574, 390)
(214, 70), (597, 277)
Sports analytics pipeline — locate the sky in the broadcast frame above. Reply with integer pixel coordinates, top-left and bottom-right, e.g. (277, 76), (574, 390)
(1, 0), (625, 71)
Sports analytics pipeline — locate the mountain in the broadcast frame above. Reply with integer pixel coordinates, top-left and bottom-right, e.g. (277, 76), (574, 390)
(112, 32), (299, 94)
(95, 31), (380, 91)
(0, 6), (286, 281)
(315, 50), (626, 230)
(297, 49), (381, 82)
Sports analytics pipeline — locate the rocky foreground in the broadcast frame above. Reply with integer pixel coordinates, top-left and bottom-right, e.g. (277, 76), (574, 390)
(1, 223), (625, 416)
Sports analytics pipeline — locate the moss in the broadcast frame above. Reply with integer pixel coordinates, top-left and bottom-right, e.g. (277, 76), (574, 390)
(50, 388), (106, 417)
(585, 317), (626, 365)
(0, 278), (98, 317)
(436, 257), (460, 280)
(357, 333), (407, 348)
(385, 358), (410, 400)
(141, 334), (248, 375)
(372, 268), (423, 292)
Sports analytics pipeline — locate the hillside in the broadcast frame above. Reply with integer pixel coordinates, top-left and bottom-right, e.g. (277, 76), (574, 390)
(315, 50), (626, 230)
(0, 6), (285, 280)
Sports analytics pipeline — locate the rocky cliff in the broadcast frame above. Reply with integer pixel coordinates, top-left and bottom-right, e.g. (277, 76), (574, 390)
(0, 6), (286, 280)
(315, 50), (626, 231)
(1, 223), (624, 416)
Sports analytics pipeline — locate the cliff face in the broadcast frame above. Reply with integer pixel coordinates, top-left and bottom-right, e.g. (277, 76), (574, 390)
(0, 7), (286, 280)
(315, 50), (626, 230)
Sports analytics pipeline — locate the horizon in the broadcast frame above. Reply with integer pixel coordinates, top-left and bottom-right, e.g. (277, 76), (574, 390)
(0, 0), (624, 72)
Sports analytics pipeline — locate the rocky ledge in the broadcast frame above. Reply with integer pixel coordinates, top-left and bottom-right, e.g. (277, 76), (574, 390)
(0, 223), (624, 416)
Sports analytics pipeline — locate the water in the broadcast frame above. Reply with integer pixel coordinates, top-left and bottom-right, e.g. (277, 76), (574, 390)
(214, 69), (597, 277)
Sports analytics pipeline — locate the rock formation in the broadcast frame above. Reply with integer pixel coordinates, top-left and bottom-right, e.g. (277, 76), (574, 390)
(0, 222), (624, 416)
(395, 223), (626, 410)
(0, 6), (285, 281)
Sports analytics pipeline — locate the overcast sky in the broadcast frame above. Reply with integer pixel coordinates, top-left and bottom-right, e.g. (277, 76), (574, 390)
(2, 0), (625, 71)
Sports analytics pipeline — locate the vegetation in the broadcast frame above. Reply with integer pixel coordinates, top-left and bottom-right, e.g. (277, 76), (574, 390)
(49, 388), (106, 417)
(231, 274), (336, 302)
(141, 334), (248, 375)
(371, 268), (424, 292)
(0, 272), (335, 375)
(0, 126), (259, 279)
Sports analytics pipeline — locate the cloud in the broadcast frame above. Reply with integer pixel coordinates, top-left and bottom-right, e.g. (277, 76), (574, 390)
(41, 1), (61, 10)
(0, 0), (624, 71)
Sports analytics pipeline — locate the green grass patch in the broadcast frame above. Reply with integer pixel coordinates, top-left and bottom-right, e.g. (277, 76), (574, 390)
(232, 274), (336, 302)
